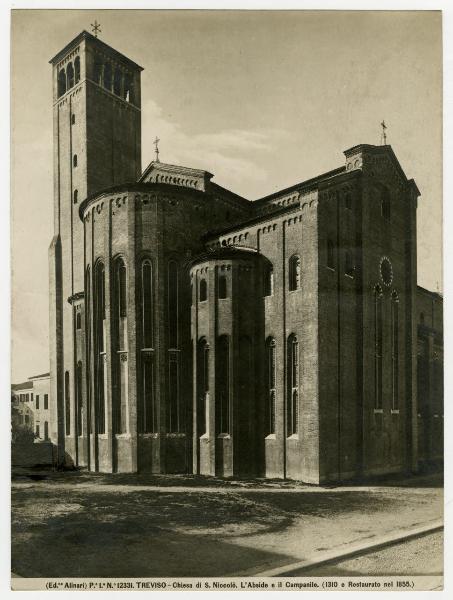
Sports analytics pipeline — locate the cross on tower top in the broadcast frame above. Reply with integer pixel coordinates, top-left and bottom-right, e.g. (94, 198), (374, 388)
(380, 120), (388, 145)
(91, 20), (101, 38)
(154, 136), (160, 163)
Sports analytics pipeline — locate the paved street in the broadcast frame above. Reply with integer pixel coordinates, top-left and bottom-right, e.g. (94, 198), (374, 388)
(11, 470), (443, 578)
(292, 531), (443, 577)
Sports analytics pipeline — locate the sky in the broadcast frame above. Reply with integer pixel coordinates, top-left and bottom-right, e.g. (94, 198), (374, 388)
(10, 9), (442, 383)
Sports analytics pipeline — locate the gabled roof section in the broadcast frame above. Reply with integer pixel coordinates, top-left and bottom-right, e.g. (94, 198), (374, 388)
(139, 161), (214, 192)
(344, 144), (420, 196)
(49, 30), (143, 71)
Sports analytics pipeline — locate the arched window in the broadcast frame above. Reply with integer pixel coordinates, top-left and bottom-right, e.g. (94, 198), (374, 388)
(381, 188), (391, 221)
(327, 239), (335, 269)
(66, 62), (74, 89)
(197, 338), (209, 436)
(391, 291), (399, 410)
(76, 361), (83, 436)
(71, 114), (76, 125)
(199, 278), (207, 302)
(141, 259), (153, 348)
(123, 73), (132, 102)
(58, 68), (66, 97)
(65, 370), (70, 436)
(94, 61), (103, 85)
(116, 258), (127, 318)
(74, 56), (80, 83)
(103, 62), (112, 90)
(73, 154), (78, 168)
(114, 67), (122, 95)
(168, 261), (178, 348)
(218, 275), (227, 299)
(94, 261), (106, 434)
(113, 258), (127, 434)
(76, 311), (82, 329)
(374, 285), (383, 409)
(345, 249), (355, 277)
(266, 338), (277, 435)
(289, 256), (301, 291)
(287, 335), (299, 436)
(263, 263), (274, 297)
(217, 335), (230, 434)
(73, 189), (78, 204)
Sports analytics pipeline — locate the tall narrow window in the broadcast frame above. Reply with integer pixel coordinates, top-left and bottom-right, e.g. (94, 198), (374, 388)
(168, 261), (178, 348)
(94, 262), (106, 434)
(168, 352), (180, 433)
(374, 285), (383, 409)
(113, 258), (127, 434)
(103, 62), (112, 90)
(94, 61), (103, 85)
(36, 395), (40, 409)
(73, 154), (78, 168)
(289, 256), (301, 291)
(140, 353), (156, 433)
(76, 311), (82, 329)
(114, 67), (122, 95)
(123, 73), (132, 102)
(287, 335), (299, 436)
(266, 338), (277, 435)
(217, 336), (230, 434)
(345, 249), (355, 277)
(199, 278), (207, 302)
(197, 338), (209, 436)
(327, 239), (335, 269)
(263, 263), (274, 297)
(44, 393), (48, 410)
(345, 192), (352, 210)
(65, 370), (70, 436)
(73, 189), (78, 204)
(381, 188), (391, 221)
(58, 68), (66, 97)
(36, 425), (40, 438)
(44, 421), (49, 441)
(140, 260), (155, 433)
(141, 260), (153, 348)
(117, 259), (127, 318)
(66, 62), (74, 89)
(218, 275), (227, 299)
(74, 56), (80, 83)
(71, 114), (76, 125)
(76, 361), (83, 435)
(391, 291), (399, 410)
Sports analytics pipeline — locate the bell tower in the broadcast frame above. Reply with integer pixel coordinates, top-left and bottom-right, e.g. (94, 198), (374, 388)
(48, 30), (142, 465)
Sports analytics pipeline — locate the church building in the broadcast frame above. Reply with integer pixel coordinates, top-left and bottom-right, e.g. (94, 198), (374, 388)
(49, 31), (443, 483)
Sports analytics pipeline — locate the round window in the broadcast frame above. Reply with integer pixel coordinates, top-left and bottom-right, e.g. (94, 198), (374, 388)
(380, 257), (393, 286)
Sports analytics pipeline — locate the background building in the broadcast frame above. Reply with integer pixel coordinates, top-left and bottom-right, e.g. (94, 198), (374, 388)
(49, 31), (443, 482)
(11, 373), (51, 441)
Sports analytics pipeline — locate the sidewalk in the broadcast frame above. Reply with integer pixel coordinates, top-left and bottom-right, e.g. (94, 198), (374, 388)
(11, 471), (443, 577)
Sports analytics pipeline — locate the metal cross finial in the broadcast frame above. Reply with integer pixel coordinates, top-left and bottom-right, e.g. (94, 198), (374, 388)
(91, 20), (101, 38)
(380, 120), (388, 145)
(154, 136), (160, 163)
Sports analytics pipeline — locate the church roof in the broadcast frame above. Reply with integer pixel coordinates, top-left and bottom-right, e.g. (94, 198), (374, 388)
(49, 30), (143, 71)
